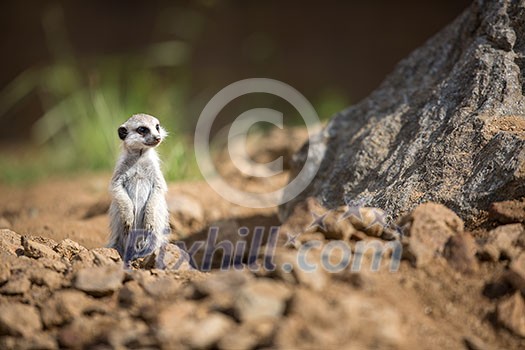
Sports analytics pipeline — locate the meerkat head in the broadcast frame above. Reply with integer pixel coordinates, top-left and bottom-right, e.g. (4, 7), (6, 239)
(117, 114), (168, 152)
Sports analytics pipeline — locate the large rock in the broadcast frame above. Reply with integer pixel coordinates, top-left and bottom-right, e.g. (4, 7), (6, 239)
(280, 0), (525, 225)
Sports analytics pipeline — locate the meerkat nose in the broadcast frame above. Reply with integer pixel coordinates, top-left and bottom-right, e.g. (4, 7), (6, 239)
(154, 136), (161, 141)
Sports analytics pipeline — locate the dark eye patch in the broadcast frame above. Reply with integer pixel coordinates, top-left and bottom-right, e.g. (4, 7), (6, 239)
(156, 124), (160, 132)
(137, 126), (150, 135)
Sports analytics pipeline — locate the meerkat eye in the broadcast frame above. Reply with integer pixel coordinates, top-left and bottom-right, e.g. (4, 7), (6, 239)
(137, 126), (150, 135)
(156, 124), (160, 132)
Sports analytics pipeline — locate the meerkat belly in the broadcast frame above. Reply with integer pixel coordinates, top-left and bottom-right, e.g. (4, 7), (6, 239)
(124, 170), (153, 229)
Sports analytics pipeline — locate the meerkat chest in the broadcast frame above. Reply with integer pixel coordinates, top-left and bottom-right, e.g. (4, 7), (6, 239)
(124, 161), (156, 203)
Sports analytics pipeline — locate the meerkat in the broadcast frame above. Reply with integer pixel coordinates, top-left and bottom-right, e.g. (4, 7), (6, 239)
(107, 113), (170, 259)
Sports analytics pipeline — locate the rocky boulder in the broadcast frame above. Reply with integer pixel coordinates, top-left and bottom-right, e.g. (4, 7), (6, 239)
(281, 0), (525, 226)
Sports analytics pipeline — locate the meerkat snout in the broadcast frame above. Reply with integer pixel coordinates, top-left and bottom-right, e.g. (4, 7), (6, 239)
(117, 114), (168, 151)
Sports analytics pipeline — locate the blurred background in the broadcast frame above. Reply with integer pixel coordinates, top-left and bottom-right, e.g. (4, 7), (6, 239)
(0, 0), (470, 184)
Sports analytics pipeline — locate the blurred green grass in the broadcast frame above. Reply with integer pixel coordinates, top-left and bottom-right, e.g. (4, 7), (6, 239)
(0, 6), (200, 185)
(0, 56), (201, 184)
(0, 5), (349, 185)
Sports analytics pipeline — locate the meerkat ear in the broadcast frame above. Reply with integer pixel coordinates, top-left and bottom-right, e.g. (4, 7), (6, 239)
(118, 126), (128, 140)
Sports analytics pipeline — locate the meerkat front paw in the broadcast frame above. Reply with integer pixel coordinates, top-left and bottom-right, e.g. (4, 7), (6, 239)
(121, 211), (135, 232)
(144, 219), (155, 234)
(143, 209), (156, 233)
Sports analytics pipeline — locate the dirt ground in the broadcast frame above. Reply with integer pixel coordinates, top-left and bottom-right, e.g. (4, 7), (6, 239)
(0, 130), (525, 349)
